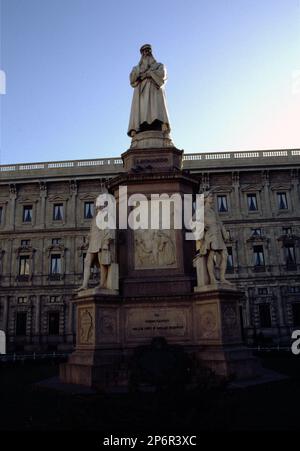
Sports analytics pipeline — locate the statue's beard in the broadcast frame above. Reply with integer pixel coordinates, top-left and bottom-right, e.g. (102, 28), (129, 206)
(139, 55), (156, 73)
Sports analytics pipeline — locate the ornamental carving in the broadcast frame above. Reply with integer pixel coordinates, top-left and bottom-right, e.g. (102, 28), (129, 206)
(134, 229), (176, 269)
(79, 309), (94, 345)
(198, 306), (219, 339)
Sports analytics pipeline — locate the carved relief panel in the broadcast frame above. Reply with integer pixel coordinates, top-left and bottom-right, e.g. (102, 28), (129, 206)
(78, 307), (95, 345)
(97, 308), (119, 344)
(196, 303), (220, 340)
(134, 229), (177, 270)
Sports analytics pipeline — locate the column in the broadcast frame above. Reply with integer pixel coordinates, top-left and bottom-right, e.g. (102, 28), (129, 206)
(9, 184), (17, 231)
(232, 171), (242, 219)
(69, 180), (78, 228)
(67, 297), (74, 344)
(39, 182), (47, 229)
(34, 296), (41, 342)
(262, 170), (272, 218)
(1, 296), (9, 332)
(291, 169), (299, 214)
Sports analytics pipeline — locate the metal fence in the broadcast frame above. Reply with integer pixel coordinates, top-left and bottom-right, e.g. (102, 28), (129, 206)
(0, 352), (69, 363)
(0, 346), (294, 364)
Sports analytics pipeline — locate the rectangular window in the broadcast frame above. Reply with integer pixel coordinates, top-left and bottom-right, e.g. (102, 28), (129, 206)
(292, 304), (300, 327)
(277, 192), (288, 210)
(52, 238), (61, 245)
(48, 311), (60, 335)
(23, 206), (33, 222)
(16, 312), (27, 336)
(288, 286), (300, 294)
(247, 194), (258, 211)
(53, 204), (63, 221)
(21, 240), (30, 247)
(251, 228), (262, 237)
(258, 288), (268, 295)
(17, 297), (27, 304)
(51, 255), (62, 274)
(286, 245), (296, 266)
(227, 247), (234, 269)
(84, 202), (94, 219)
(259, 304), (272, 328)
(0, 206), (3, 224)
(50, 296), (59, 303)
(283, 227), (292, 236)
(19, 256), (30, 275)
(253, 245), (265, 267)
(217, 195), (228, 213)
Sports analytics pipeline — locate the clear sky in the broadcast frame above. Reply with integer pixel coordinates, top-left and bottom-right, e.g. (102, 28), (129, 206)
(0, 0), (300, 164)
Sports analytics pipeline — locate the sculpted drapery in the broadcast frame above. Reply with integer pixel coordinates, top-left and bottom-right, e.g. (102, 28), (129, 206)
(128, 44), (171, 137)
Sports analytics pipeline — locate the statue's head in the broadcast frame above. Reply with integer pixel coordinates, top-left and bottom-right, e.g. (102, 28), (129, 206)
(140, 44), (152, 57)
(203, 191), (214, 206)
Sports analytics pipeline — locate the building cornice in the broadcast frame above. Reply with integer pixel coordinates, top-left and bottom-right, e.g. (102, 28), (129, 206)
(0, 149), (299, 183)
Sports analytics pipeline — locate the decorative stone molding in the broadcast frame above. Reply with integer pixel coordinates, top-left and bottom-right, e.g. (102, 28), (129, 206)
(240, 184), (263, 192)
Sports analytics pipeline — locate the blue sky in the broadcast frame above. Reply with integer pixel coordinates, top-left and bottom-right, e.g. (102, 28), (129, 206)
(0, 0), (300, 164)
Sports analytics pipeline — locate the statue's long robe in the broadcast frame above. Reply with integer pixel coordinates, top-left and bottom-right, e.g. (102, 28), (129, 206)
(87, 217), (115, 264)
(128, 62), (170, 136)
(199, 207), (227, 255)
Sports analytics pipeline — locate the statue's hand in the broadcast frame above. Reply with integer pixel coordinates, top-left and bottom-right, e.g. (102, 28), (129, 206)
(140, 70), (151, 80)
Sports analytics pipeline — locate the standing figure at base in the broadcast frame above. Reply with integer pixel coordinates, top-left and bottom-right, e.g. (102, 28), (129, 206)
(196, 192), (231, 285)
(77, 198), (116, 291)
(128, 44), (171, 137)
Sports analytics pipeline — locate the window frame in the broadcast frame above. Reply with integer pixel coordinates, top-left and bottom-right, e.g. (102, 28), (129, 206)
(84, 201), (95, 220)
(50, 254), (62, 275)
(48, 311), (60, 336)
(247, 193), (258, 212)
(15, 311), (27, 336)
(23, 205), (33, 223)
(277, 192), (288, 210)
(253, 245), (265, 267)
(53, 203), (64, 221)
(217, 195), (228, 213)
(19, 255), (30, 276)
(258, 303), (272, 328)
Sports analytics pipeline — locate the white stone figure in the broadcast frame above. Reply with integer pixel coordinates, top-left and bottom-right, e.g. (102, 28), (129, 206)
(76, 196), (118, 292)
(0, 330), (6, 355)
(128, 44), (171, 137)
(194, 192), (232, 287)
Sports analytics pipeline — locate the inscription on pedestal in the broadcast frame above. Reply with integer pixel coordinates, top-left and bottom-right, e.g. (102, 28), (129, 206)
(125, 307), (188, 341)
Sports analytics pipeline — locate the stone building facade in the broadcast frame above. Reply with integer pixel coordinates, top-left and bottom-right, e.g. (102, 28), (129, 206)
(0, 149), (300, 352)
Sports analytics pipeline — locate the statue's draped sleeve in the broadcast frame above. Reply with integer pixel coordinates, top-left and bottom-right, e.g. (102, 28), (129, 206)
(130, 66), (140, 88)
(149, 63), (167, 88)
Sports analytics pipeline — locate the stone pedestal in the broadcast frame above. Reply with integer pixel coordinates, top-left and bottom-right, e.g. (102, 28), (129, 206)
(60, 286), (259, 387)
(192, 287), (258, 379)
(60, 291), (122, 388)
(129, 130), (174, 150)
(61, 137), (259, 388)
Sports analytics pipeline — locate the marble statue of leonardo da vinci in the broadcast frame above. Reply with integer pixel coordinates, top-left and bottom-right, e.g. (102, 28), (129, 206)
(127, 44), (171, 137)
